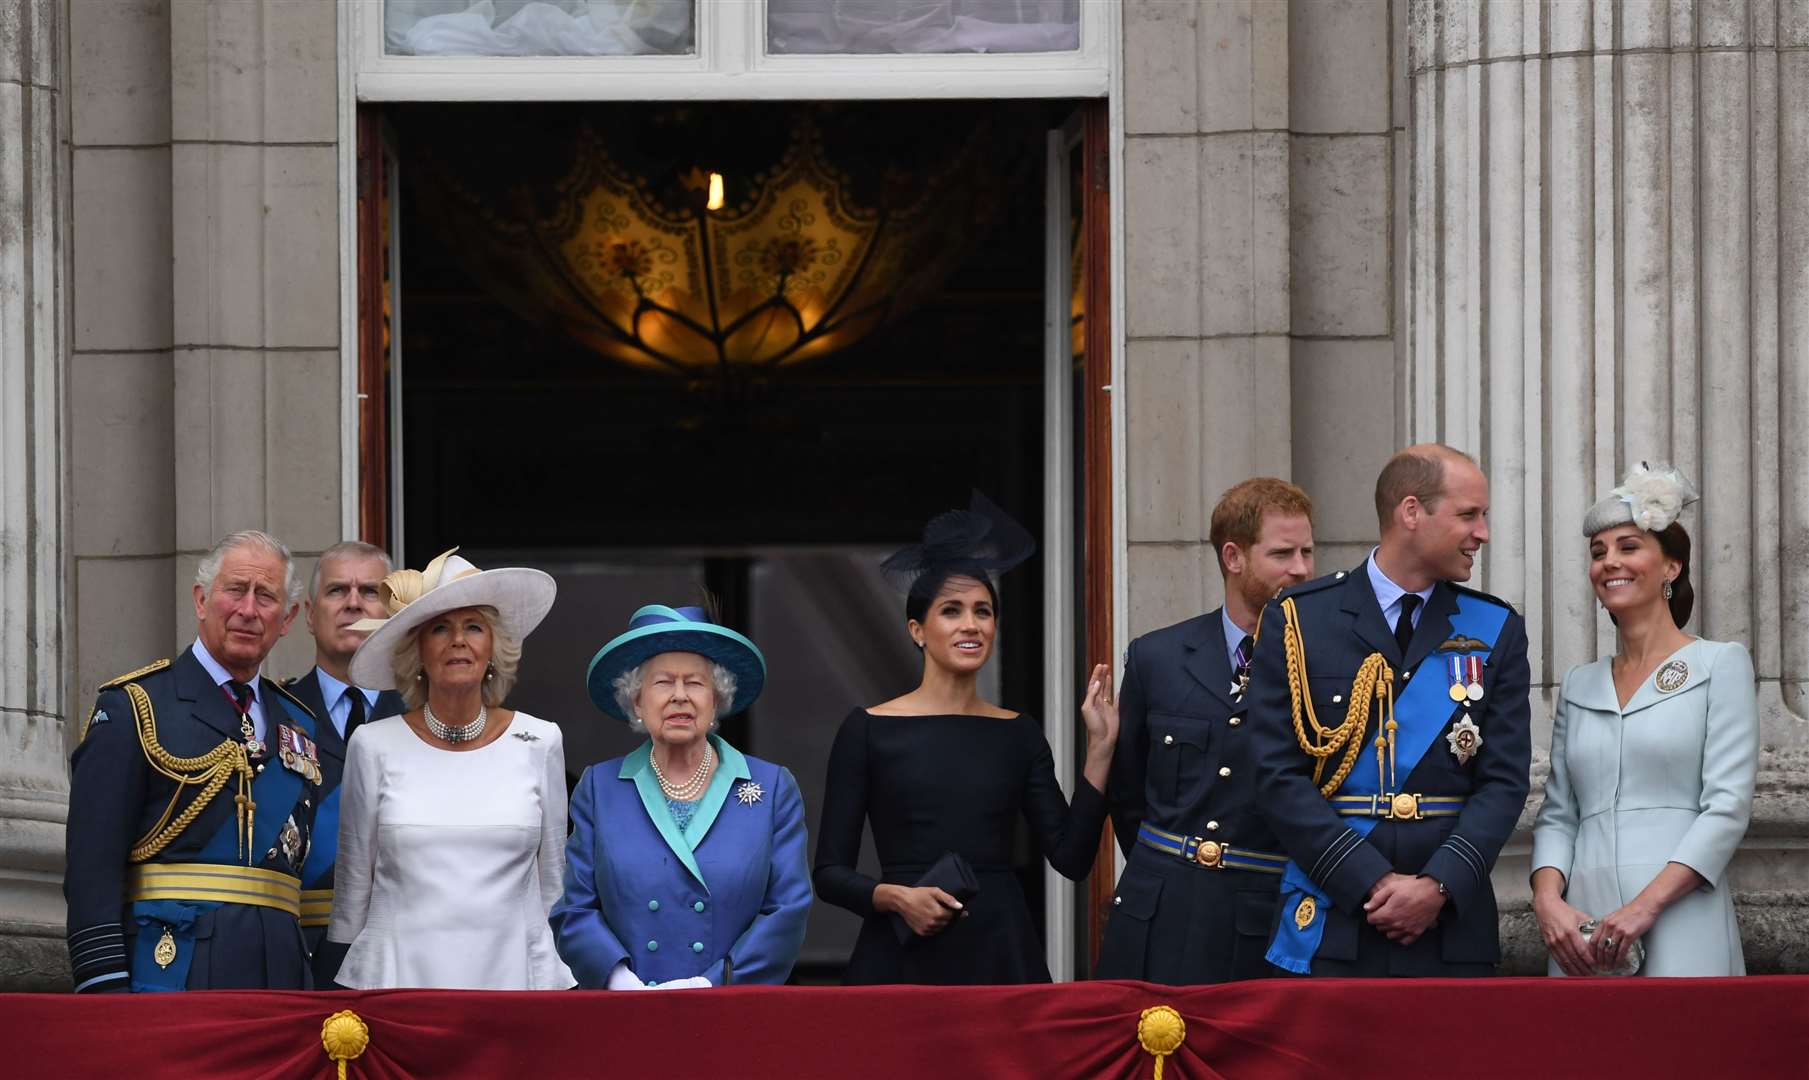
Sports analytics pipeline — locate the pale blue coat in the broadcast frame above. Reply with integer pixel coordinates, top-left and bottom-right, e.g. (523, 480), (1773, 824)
(551, 735), (812, 986)
(1532, 639), (1758, 976)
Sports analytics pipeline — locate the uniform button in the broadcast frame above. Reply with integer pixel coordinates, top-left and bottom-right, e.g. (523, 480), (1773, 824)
(1206, 820), (1220, 831)
(648, 900), (660, 912)
(647, 940), (659, 952)
(694, 901), (706, 913)
(692, 941), (704, 953)
(1218, 766), (1231, 777)
(1163, 734), (1174, 746)
(1228, 717), (1241, 726)
(1113, 896), (1122, 906)
(1403, 670), (1412, 680)
(646, 980), (658, 987)
(1335, 571), (1346, 579)
(1332, 694), (1342, 704)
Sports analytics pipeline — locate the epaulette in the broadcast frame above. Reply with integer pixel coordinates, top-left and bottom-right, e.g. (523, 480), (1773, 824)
(98, 658), (170, 690)
(268, 678), (320, 722)
(1447, 581), (1518, 612)
(1277, 568), (1355, 602)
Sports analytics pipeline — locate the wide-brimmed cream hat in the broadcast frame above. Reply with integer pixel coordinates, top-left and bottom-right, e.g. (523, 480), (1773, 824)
(347, 547), (556, 690)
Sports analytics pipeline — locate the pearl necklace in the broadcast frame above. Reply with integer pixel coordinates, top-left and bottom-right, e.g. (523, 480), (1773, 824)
(651, 743), (715, 801)
(423, 701), (488, 744)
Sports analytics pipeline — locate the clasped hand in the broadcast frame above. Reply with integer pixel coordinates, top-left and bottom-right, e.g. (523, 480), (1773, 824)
(1363, 873), (1445, 945)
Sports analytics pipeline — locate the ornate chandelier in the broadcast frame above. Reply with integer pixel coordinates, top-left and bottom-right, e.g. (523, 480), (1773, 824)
(411, 106), (1013, 378)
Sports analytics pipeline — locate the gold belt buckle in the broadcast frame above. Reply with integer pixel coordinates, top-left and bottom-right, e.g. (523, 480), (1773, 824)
(1387, 793), (1423, 820)
(1193, 840), (1224, 868)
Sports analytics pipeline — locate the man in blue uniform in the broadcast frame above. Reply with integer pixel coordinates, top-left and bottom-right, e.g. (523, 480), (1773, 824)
(285, 540), (405, 987)
(64, 530), (324, 992)
(1250, 445), (1530, 977)
(1097, 478), (1315, 982)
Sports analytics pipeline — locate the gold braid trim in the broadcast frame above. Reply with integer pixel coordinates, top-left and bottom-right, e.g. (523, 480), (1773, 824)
(122, 682), (255, 865)
(1281, 597), (1397, 797)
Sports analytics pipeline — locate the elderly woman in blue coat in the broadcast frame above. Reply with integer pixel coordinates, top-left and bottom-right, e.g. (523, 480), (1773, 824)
(552, 605), (812, 988)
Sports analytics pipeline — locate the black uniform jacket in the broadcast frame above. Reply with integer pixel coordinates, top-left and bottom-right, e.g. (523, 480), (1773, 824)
(64, 646), (322, 992)
(283, 667), (403, 984)
(1097, 608), (1284, 983)
(1248, 563), (1531, 976)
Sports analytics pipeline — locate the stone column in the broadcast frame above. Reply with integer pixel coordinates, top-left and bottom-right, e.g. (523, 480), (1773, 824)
(0, 0), (70, 989)
(1409, 0), (1809, 972)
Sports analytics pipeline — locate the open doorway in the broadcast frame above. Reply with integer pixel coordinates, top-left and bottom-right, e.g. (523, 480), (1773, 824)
(355, 99), (1113, 979)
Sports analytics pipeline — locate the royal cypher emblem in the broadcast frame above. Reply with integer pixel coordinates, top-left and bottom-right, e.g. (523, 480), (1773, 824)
(735, 781), (764, 806)
(1655, 659), (1689, 694)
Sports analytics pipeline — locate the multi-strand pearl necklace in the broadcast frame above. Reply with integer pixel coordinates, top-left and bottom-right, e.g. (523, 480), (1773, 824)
(651, 742), (715, 801)
(424, 701), (488, 744)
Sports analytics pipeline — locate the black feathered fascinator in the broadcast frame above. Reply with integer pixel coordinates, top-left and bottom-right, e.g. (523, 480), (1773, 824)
(881, 490), (1037, 593)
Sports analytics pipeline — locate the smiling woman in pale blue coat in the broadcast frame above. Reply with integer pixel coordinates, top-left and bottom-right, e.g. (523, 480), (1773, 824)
(551, 605), (811, 989)
(1531, 464), (1759, 977)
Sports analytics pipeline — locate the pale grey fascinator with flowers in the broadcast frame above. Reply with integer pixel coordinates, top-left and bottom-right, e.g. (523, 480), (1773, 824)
(1581, 462), (1700, 536)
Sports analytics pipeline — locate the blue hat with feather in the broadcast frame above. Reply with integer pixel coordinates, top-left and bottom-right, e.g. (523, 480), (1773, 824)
(586, 605), (767, 723)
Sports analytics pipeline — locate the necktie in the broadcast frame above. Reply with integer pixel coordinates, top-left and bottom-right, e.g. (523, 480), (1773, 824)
(343, 688), (368, 742)
(225, 679), (261, 754)
(1393, 594), (1421, 658)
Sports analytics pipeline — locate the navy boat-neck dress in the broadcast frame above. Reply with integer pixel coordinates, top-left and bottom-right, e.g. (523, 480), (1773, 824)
(813, 708), (1107, 984)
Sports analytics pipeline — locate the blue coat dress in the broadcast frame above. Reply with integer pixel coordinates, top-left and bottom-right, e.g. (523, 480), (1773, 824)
(551, 736), (812, 986)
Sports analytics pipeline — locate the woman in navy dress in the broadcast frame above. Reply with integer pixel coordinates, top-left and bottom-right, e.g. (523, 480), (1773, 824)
(814, 494), (1118, 984)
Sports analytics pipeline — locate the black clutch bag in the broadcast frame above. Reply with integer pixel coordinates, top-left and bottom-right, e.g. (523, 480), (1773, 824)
(891, 851), (981, 945)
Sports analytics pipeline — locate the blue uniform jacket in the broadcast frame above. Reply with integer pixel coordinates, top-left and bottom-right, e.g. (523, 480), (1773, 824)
(1097, 607), (1284, 983)
(1248, 563), (1531, 976)
(284, 667), (404, 985)
(551, 735), (812, 986)
(64, 646), (323, 992)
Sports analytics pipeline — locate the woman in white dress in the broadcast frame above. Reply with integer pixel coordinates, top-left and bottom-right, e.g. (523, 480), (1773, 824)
(1531, 464), (1759, 977)
(327, 548), (575, 989)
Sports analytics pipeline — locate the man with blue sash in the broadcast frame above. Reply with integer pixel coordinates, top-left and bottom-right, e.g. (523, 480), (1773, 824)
(1097, 478), (1315, 983)
(284, 541), (405, 987)
(1249, 446), (1530, 977)
(64, 531), (324, 992)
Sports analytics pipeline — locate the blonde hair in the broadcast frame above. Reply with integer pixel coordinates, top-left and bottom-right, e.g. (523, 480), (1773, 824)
(393, 605), (522, 711)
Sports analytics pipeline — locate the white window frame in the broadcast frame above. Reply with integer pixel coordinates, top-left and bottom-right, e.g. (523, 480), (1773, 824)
(351, 0), (1111, 101)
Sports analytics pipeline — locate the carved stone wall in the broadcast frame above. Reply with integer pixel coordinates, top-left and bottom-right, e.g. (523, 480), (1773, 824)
(1409, 0), (1809, 972)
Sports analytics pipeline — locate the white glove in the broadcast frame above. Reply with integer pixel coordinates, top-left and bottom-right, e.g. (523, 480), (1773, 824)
(652, 975), (713, 990)
(605, 961), (647, 991)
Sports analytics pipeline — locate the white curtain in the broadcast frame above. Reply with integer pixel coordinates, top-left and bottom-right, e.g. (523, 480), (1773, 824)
(766, 0), (1079, 55)
(384, 0), (695, 56)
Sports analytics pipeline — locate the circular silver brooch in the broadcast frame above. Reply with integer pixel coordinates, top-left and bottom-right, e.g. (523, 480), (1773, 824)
(1655, 659), (1690, 694)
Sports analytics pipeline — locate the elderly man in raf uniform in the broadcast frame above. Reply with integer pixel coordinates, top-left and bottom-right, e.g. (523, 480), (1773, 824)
(285, 540), (405, 987)
(64, 530), (324, 992)
(1097, 478), (1316, 983)
(1249, 445), (1531, 977)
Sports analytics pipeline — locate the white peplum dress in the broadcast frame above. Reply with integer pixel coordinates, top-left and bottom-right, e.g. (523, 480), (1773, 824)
(1531, 639), (1759, 977)
(328, 712), (576, 989)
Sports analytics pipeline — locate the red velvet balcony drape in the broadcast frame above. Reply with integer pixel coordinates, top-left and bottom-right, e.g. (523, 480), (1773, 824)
(6, 977), (1805, 1079)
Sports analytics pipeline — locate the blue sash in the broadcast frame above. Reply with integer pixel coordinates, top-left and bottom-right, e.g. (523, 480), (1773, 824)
(131, 691), (317, 991)
(1266, 593), (1509, 972)
(302, 785), (340, 888)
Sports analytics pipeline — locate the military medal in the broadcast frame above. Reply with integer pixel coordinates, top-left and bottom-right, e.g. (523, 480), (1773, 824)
(1464, 656), (1485, 702)
(154, 926), (177, 969)
(1655, 659), (1689, 693)
(1447, 657), (1468, 702)
(276, 724), (322, 783)
(1447, 715), (1483, 764)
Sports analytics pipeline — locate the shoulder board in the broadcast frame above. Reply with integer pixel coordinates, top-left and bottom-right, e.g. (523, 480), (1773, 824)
(1277, 570), (1352, 601)
(1447, 582), (1517, 611)
(98, 658), (171, 689)
(268, 678), (320, 722)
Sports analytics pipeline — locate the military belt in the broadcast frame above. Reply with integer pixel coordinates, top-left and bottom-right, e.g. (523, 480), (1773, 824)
(1330, 793), (1466, 820)
(299, 888), (333, 928)
(1136, 824), (1288, 875)
(126, 863), (302, 919)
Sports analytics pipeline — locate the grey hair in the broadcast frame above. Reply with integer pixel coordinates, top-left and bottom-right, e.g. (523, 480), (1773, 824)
(196, 530), (301, 604)
(614, 658), (737, 735)
(392, 605), (522, 712)
(309, 540), (393, 601)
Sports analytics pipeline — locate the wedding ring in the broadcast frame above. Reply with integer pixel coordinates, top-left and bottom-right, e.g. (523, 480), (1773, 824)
(1602, 937), (1616, 949)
